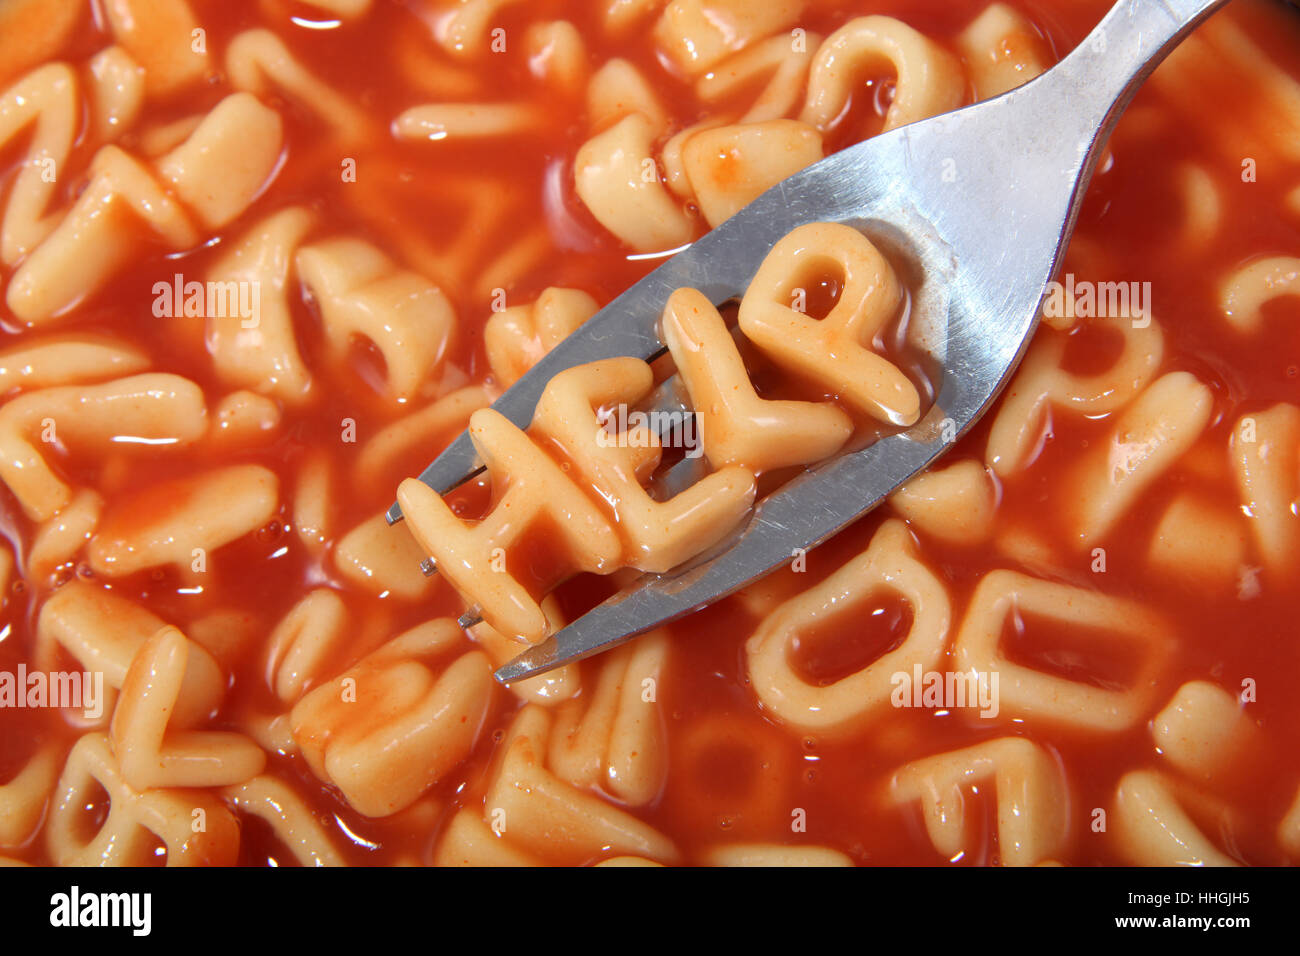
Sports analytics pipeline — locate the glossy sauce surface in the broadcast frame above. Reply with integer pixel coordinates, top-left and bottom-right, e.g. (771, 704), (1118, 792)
(1, 0), (1298, 865)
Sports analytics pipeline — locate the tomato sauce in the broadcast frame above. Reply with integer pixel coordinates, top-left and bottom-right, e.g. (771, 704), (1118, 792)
(1, 0), (1298, 865)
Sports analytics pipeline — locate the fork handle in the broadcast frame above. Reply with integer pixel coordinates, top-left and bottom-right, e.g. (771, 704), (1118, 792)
(1030, 0), (1232, 163)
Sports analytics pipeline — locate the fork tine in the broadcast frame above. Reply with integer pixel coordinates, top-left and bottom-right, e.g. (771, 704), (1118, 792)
(382, 167), (835, 525)
(383, 102), (975, 525)
(386, 366), (698, 525)
(648, 447), (709, 500)
(640, 373), (693, 426)
(385, 291), (676, 524)
(494, 402), (965, 683)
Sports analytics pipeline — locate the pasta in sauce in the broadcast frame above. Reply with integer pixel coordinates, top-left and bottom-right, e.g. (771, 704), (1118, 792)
(0, 0), (1297, 867)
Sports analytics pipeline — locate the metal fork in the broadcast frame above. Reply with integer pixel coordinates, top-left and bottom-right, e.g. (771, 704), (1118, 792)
(388, 0), (1231, 683)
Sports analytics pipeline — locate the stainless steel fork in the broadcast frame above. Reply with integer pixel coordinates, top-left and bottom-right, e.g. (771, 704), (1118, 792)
(388, 0), (1232, 683)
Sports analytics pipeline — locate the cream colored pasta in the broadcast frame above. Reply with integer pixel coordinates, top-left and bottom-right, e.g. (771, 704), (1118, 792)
(888, 459), (998, 546)
(111, 626), (266, 790)
(296, 238), (455, 402)
(227, 29), (370, 142)
(574, 112), (696, 253)
(1151, 681), (1255, 782)
(393, 102), (542, 141)
(206, 207), (316, 404)
(27, 488), (102, 585)
(801, 16), (964, 134)
(0, 741), (63, 848)
(356, 386), (488, 489)
(660, 118), (727, 199)
(655, 0), (805, 77)
(601, 0), (663, 39)
(433, 808), (541, 867)
(994, 524), (1065, 579)
(87, 464), (279, 577)
(956, 3), (1050, 100)
(662, 287), (852, 472)
(0, 63), (77, 265)
(485, 287), (598, 388)
(332, 512), (439, 601)
(1229, 403), (1299, 574)
(1066, 371), (1213, 546)
(0, 373), (207, 521)
(402, 226), (926, 654)
(31, 581), (140, 693)
(262, 589), (352, 704)
(235, 710), (297, 761)
(586, 58), (669, 132)
(0, 336), (148, 393)
(985, 318), (1165, 477)
(746, 519), (950, 735)
(548, 631), (669, 806)
(186, 609), (261, 673)
(292, 449), (334, 558)
(696, 32), (822, 124)
(87, 45), (144, 138)
(101, 0), (208, 98)
(222, 777), (346, 867)
(435, 0), (528, 59)
(136, 113), (204, 157)
(153, 93), (284, 229)
(397, 409), (623, 643)
(467, 595), (582, 705)
(679, 119), (824, 227)
(208, 391), (282, 450)
(701, 844), (853, 866)
(730, 561), (806, 620)
(1147, 493), (1249, 588)
(531, 358), (756, 572)
(890, 737), (1068, 866)
(290, 619), (495, 817)
(524, 21), (587, 94)
(46, 732), (240, 866)
(8, 93), (281, 322)
(1110, 770), (1239, 867)
(477, 705), (680, 864)
(35, 582), (223, 729)
(954, 570), (1171, 732)
(738, 222), (920, 425)
(1219, 256), (1300, 334)
(1, 0), (1294, 872)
